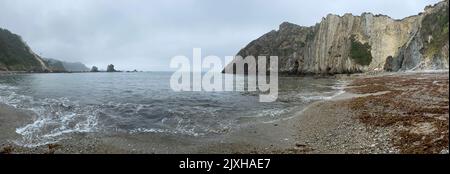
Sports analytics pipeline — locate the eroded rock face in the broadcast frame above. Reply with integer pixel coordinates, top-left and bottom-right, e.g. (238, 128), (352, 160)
(397, 0), (449, 70)
(224, 0), (449, 74)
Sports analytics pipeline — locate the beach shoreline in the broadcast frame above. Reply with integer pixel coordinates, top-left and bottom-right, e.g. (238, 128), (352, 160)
(1, 71), (448, 154)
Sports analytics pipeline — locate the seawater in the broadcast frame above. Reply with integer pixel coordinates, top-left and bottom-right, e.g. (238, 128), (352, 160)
(0, 72), (346, 147)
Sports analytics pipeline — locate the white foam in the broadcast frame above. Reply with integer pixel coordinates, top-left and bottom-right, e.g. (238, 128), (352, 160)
(299, 81), (347, 102)
(130, 127), (203, 137)
(403, 69), (449, 74)
(0, 86), (99, 147)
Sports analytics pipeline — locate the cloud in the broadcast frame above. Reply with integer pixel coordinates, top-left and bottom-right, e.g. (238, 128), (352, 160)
(0, 0), (442, 71)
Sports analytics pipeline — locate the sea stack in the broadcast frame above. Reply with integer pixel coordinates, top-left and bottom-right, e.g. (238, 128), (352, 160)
(90, 66), (99, 72)
(106, 64), (116, 72)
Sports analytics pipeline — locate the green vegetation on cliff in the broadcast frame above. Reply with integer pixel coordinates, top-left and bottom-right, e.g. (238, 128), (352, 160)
(421, 6), (449, 57)
(350, 35), (373, 66)
(0, 28), (44, 71)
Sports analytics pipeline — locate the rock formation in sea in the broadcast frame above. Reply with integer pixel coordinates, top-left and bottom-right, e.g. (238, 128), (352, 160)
(223, 0), (449, 74)
(90, 66), (99, 72)
(106, 64), (116, 72)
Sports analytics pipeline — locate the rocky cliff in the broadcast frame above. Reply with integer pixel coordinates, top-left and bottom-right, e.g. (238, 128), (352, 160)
(385, 1), (449, 71)
(223, 0), (449, 74)
(0, 28), (50, 72)
(0, 27), (91, 73)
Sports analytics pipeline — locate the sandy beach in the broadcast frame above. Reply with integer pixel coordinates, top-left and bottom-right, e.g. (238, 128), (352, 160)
(1, 72), (449, 154)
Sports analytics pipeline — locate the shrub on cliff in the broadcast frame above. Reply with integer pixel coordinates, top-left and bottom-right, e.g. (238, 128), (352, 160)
(350, 35), (373, 66)
(421, 6), (449, 58)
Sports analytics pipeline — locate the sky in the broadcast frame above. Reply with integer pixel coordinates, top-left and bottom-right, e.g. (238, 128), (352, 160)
(0, 0), (442, 71)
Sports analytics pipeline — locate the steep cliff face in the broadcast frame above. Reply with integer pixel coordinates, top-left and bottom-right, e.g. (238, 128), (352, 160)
(224, 0), (449, 74)
(0, 28), (50, 72)
(386, 1), (449, 71)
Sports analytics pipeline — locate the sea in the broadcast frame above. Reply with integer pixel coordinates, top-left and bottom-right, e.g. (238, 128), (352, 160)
(0, 72), (346, 147)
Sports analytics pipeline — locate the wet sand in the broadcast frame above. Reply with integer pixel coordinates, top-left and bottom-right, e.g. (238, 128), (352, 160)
(0, 104), (33, 152)
(1, 72), (448, 154)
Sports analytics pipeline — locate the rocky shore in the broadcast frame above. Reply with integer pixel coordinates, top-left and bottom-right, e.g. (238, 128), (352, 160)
(1, 72), (448, 154)
(200, 71), (448, 154)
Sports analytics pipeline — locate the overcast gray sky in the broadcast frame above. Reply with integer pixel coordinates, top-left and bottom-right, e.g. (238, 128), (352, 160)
(0, 0), (442, 71)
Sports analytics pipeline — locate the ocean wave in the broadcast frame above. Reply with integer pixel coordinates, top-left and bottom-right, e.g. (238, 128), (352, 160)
(299, 80), (347, 102)
(130, 127), (203, 137)
(0, 84), (99, 147)
(129, 116), (233, 136)
(249, 108), (286, 119)
(0, 77), (350, 147)
(299, 90), (345, 102)
(1, 84), (232, 146)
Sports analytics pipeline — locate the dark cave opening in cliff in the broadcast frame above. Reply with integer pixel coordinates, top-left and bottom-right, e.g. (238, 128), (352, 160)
(292, 61), (299, 74)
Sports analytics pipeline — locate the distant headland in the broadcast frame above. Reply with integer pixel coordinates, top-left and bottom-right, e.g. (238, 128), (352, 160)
(1, 28), (139, 74)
